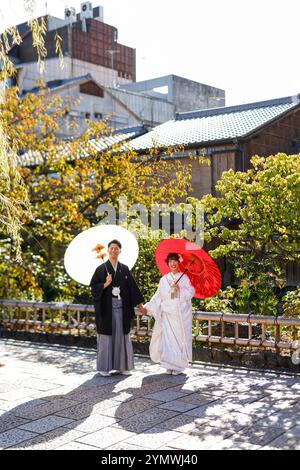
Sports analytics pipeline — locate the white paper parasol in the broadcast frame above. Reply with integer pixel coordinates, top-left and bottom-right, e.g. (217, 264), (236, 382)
(64, 225), (139, 285)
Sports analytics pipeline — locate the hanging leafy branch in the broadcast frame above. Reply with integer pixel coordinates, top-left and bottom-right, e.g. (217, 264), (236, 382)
(0, 2), (63, 260)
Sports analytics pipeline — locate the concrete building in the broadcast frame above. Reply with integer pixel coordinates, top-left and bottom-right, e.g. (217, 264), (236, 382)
(6, 2), (225, 134)
(120, 74), (225, 113)
(21, 73), (174, 133)
(9, 2), (135, 91)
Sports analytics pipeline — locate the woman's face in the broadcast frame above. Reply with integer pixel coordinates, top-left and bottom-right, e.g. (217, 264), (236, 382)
(168, 259), (179, 272)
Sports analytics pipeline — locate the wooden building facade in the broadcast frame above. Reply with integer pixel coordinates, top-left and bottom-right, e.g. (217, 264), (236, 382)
(129, 95), (300, 286)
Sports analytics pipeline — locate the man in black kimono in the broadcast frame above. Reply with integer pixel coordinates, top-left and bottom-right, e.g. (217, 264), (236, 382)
(90, 239), (144, 376)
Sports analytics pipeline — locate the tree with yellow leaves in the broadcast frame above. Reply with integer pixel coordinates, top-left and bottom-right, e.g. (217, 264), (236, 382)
(0, 85), (202, 301)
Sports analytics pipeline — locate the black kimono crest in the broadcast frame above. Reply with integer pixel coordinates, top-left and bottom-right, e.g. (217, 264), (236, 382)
(90, 260), (144, 335)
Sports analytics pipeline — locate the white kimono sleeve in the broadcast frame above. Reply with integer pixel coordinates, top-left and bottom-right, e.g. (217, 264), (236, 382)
(179, 275), (195, 302)
(144, 278), (164, 320)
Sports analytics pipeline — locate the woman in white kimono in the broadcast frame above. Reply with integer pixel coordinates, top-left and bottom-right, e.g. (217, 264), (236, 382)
(140, 253), (195, 375)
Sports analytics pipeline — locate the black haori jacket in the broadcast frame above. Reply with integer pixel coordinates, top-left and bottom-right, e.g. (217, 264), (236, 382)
(90, 260), (144, 335)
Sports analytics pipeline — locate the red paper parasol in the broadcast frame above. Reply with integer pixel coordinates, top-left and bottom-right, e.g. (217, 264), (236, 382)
(155, 238), (221, 299)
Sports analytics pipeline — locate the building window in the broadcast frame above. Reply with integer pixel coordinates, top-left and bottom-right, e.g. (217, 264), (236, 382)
(80, 82), (104, 98)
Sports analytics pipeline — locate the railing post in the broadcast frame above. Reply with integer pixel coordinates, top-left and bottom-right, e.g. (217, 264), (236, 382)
(0, 301), (299, 352)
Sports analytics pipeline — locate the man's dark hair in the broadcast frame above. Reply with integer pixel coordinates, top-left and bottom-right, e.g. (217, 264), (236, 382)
(166, 252), (180, 264)
(108, 239), (122, 249)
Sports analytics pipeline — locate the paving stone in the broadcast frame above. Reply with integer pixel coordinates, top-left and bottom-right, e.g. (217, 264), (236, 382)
(172, 381), (219, 395)
(263, 390), (300, 401)
(232, 424), (285, 446)
(126, 427), (183, 449)
(289, 426), (300, 437)
(201, 387), (235, 398)
(66, 387), (116, 403)
(56, 399), (119, 420)
(206, 439), (262, 450)
(158, 400), (199, 413)
(188, 423), (235, 441)
(109, 442), (150, 450)
(131, 381), (176, 395)
(57, 441), (99, 450)
(9, 427), (85, 450)
(18, 415), (74, 434)
(0, 413), (30, 433)
(180, 392), (219, 406)
(221, 393), (267, 409)
(98, 398), (162, 419)
(158, 445), (180, 450)
(208, 411), (260, 432)
(261, 411), (300, 431)
(266, 432), (300, 450)
(238, 401), (280, 419)
(1, 339), (300, 450)
(113, 408), (178, 433)
(0, 388), (42, 401)
(166, 433), (219, 450)
(76, 426), (134, 449)
(291, 383), (300, 392)
(19, 378), (64, 392)
(186, 401), (237, 419)
(109, 391), (139, 403)
(0, 428), (38, 449)
(144, 390), (188, 402)
(0, 399), (48, 413)
(13, 398), (78, 420)
(64, 414), (118, 432)
(158, 414), (210, 433)
(257, 397), (298, 412)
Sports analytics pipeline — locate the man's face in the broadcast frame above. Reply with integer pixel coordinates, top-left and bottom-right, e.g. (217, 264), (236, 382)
(108, 244), (121, 259)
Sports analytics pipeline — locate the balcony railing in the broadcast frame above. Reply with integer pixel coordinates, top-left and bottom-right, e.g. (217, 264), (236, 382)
(0, 300), (299, 351)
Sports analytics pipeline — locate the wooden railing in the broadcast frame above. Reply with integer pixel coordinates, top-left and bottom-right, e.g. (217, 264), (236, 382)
(0, 300), (299, 351)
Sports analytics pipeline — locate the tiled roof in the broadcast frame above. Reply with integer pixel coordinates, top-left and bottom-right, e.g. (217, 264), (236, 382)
(127, 95), (300, 151)
(19, 126), (148, 167)
(21, 74), (94, 96)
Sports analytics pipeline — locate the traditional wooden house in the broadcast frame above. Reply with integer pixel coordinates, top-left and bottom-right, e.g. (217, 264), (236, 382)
(127, 94), (300, 287)
(128, 94), (300, 199)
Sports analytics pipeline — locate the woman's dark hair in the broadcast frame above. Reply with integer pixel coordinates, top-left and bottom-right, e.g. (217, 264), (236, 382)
(166, 253), (180, 264)
(108, 239), (122, 249)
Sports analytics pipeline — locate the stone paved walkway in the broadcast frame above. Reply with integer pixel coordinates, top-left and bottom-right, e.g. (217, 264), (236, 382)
(0, 339), (299, 450)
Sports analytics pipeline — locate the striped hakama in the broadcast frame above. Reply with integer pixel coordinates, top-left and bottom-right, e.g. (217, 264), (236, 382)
(97, 298), (134, 373)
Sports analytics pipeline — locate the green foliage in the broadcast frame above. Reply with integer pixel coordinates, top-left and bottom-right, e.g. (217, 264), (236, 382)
(234, 283), (278, 316)
(193, 153), (300, 288)
(250, 285), (279, 316)
(192, 284), (279, 316)
(132, 230), (164, 301)
(282, 288), (300, 318)
(192, 287), (235, 313)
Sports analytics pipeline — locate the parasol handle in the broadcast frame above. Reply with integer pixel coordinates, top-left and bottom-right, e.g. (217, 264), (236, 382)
(174, 269), (188, 285)
(174, 258), (196, 285)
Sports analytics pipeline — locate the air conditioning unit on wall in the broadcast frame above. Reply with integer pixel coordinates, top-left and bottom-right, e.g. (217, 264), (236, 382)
(64, 7), (77, 24)
(80, 2), (93, 20)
